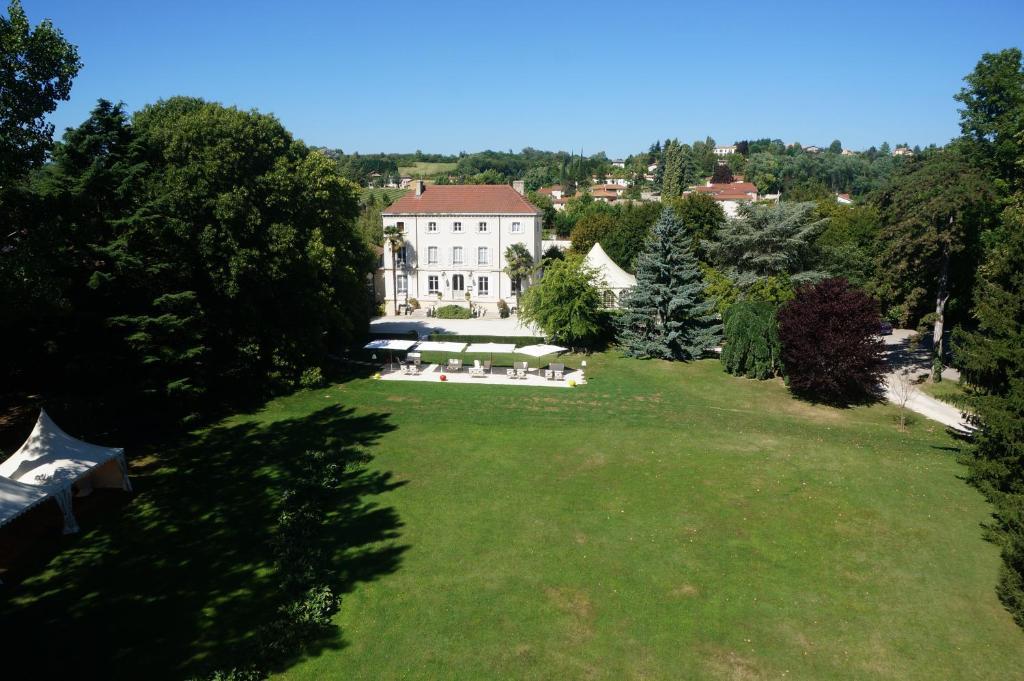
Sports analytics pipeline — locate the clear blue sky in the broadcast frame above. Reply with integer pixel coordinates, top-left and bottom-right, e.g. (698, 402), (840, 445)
(23, 0), (1024, 158)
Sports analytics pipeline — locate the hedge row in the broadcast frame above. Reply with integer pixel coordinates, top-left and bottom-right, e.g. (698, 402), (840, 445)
(426, 333), (547, 345)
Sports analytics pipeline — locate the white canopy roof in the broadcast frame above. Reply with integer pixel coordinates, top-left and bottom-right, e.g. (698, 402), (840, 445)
(413, 341), (468, 353)
(0, 410), (132, 534)
(364, 338), (419, 351)
(515, 344), (568, 357)
(1, 410), (123, 490)
(585, 242), (637, 291)
(464, 343), (517, 354)
(0, 475), (50, 529)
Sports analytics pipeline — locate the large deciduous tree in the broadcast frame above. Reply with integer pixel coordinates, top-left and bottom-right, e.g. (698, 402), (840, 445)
(777, 277), (885, 404)
(954, 48), (1024, 190)
(0, 0), (81, 187)
(666, 191), (726, 253)
(3, 97), (374, 424)
(617, 208), (721, 360)
(518, 255), (607, 348)
(874, 152), (995, 378)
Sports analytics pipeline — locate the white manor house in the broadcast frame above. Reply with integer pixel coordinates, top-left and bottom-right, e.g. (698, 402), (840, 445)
(381, 181), (542, 314)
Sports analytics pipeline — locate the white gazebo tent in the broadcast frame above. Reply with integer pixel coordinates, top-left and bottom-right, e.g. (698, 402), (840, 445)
(0, 410), (132, 534)
(584, 242), (637, 308)
(0, 475), (51, 529)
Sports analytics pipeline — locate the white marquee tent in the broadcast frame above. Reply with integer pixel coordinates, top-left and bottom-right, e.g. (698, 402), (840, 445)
(584, 242), (637, 308)
(0, 410), (132, 534)
(0, 476), (51, 528)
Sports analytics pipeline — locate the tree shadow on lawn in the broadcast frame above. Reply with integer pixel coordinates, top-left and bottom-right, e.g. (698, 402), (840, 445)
(0, 403), (407, 679)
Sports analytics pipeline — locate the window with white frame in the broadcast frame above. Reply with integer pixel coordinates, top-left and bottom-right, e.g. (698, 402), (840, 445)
(452, 221), (463, 233)
(427, 246), (438, 264)
(477, 276), (489, 296)
(478, 221), (488, 233)
(452, 274), (465, 291)
(396, 221), (405, 232)
(396, 274), (408, 293)
(427, 275), (439, 293)
(511, 277), (522, 295)
(477, 246), (488, 264)
(427, 221), (437, 233)
(396, 245), (408, 266)
(511, 221), (523, 233)
(452, 246), (464, 264)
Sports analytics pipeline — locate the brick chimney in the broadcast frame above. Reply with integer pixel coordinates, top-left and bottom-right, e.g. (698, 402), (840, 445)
(415, 180), (425, 196)
(512, 180), (525, 195)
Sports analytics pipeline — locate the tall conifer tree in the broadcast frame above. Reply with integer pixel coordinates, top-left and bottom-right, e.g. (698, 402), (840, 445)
(618, 208), (721, 359)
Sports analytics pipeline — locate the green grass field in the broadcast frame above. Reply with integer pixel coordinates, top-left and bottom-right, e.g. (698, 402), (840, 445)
(2, 354), (1021, 679)
(398, 161), (458, 177)
(361, 187), (407, 206)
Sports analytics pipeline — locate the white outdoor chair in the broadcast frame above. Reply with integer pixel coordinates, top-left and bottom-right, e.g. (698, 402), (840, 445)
(516, 368), (527, 379)
(544, 369), (553, 380)
(554, 371), (564, 381)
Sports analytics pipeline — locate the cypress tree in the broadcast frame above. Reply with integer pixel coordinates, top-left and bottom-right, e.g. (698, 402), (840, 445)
(617, 208), (721, 359)
(661, 140), (685, 199)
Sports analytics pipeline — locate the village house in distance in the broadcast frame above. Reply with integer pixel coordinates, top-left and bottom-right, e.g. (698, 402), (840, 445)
(381, 181), (542, 314)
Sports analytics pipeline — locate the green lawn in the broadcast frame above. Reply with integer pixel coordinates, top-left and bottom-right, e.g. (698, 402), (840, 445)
(920, 379), (970, 408)
(2, 355), (1021, 679)
(398, 161), (457, 177)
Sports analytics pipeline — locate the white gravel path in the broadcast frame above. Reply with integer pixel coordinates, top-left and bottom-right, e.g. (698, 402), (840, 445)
(882, 329), (972, 432)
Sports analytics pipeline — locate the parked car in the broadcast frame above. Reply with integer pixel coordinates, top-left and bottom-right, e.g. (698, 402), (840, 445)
(879, 321), (893, 335)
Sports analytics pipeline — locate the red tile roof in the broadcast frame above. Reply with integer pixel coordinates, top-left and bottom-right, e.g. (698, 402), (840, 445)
(692, 181), (759, 202)
(383, 185), (540, 215)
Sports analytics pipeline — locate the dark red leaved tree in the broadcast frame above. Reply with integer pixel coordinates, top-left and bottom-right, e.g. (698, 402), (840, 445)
(777, 278), (885, 404)
(711, 163), (735, 184)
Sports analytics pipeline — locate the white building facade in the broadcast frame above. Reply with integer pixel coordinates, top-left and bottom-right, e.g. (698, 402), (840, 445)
(381, 183), (542, 313)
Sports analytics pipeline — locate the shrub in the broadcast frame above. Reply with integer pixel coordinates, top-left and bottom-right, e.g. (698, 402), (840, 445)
(721, 301), (782, 379)
(497, 299), (510, 318)
(407, 298), (420, 310)
(299, 367), (324, 389)
(777, 277), (885, 404)
(435, 304), (472, 319)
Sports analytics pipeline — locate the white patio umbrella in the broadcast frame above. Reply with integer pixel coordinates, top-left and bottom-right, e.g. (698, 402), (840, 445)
(514, 343), (568, 358)
(464, 343), (517, 373)
(464, 343), (517, 354)
(363, 339), (418, 351)
(413, 341), (468, 353)
(364, 338), (418, 369)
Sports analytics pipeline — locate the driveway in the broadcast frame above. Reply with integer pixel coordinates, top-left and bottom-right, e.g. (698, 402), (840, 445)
(882, 329), (971, 432)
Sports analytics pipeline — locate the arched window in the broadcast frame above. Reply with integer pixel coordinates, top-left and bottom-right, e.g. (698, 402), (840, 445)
(602, 289), (617, 307)
(452, 274), (465, 292)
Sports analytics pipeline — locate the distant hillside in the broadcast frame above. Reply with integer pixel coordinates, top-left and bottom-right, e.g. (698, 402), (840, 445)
(398, 161), (458, 177)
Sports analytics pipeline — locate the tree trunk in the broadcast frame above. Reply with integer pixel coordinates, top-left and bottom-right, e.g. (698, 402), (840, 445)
(391, 249), (398, 316)
(932, 242), (950, 382)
